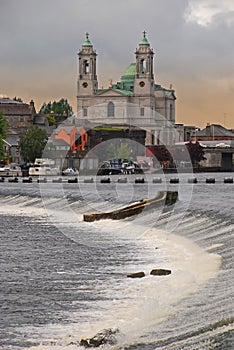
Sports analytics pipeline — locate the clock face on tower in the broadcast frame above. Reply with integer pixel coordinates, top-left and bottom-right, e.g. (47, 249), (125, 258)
(82, 82), (88, 88)
(139, 81), (145, 87)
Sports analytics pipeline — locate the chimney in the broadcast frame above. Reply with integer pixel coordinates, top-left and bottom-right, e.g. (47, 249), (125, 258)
(206, 123), (210, 136)
(29, 99), (35, 115)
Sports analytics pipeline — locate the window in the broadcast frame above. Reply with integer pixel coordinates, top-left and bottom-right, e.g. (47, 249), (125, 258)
(151, 130), (155, 145)
(84, 60), (89, 74)
(107, 102), (115, 117)
(83, 108), (88, 117)
(170, 104), (173, 120)
(140, 59), (146, 73)
(140, 107), (144, 116)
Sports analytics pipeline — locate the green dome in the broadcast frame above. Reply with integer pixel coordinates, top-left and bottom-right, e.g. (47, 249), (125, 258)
(121, 63), (136, 81)
(82, 33), (92, 47)
(140, 31), (150, 45)
(140, 37), (149, 45)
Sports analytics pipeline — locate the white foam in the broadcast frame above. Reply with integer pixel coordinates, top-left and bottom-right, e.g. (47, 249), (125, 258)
(0, 198), (222, 349)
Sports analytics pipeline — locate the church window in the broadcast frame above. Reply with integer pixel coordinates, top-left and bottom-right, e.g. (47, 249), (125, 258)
(107, 102), (115, 117)
(140, 107), (144, 116)
(140, 59), (146, 73)
(84, 60), (89, 74)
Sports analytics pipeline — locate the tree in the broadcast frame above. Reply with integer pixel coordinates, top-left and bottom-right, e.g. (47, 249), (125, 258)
(0, 112), (7, 160)
(116, 142), (132, 159)
(185, 142), (206, 167)
(13, 97), (23, 103)
(106, 143), (116, 160)
(46, 114), (56, 126)
(19, 125), (47, 163)
(39, 98), (73, 117)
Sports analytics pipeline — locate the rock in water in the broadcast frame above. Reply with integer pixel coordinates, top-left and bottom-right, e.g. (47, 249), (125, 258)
(150, 268), (171, 276)
(80, 328), (119, 348)
(127, 271), (145, 278)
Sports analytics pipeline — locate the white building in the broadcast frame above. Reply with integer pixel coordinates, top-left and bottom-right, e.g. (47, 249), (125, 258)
(77, 32), (177, 146)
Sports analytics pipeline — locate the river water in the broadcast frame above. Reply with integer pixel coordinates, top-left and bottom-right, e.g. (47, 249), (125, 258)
(0, 172), (233, 349)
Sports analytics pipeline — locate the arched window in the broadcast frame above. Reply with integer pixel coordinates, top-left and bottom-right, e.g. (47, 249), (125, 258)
(83, 60), (89, 74)
(140, 59), (146, 73)
(107, 102), (115, 117)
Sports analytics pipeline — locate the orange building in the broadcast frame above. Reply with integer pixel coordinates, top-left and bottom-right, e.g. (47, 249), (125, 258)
(54, 125), (88, 151)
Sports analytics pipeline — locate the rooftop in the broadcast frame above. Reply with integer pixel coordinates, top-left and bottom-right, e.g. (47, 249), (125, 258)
(197, 124), (234, 138)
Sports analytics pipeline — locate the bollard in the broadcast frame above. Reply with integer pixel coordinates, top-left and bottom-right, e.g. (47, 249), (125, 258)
(206, 178), (215, 184)
(100, 177), (110, 183)
(68, 178), (78, 183)
(188, 178), (198, 184)
(170, 178), (179, 184)
(224, 177), (233, 184)
(37, 177), (47, 183)
(8, 177), (18, 183)
(52, 178), (63, 183)
(84, 177), (94, 183)
(152, 177), (162, 184)
(135, 177), (145, 184)
(118, 177), (127, 183)
(23, 177), (33, 183)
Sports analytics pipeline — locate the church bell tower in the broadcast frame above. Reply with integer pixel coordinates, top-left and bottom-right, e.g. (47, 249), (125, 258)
(77, 33), (98, 109)
(134, 31), (155, 97)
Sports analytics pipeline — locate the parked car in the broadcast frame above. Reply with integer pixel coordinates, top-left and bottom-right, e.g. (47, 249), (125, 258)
(62, 167), (79, 176)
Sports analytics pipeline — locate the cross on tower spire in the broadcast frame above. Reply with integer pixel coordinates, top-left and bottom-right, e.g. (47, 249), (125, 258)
(143, 30), (147, 38)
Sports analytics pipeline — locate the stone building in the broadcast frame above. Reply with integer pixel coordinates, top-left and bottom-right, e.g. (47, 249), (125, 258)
(0, 97), (35, 136)
(76, 33), (176, 146)
(0, 98), (53, 163)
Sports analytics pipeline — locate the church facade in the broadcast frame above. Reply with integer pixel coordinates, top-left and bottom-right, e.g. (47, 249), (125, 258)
(76, 33), (177, 146)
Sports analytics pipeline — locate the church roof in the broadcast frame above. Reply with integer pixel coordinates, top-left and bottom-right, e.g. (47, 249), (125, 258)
(112, 88), (133, 96)
(121, 63), (136, 81)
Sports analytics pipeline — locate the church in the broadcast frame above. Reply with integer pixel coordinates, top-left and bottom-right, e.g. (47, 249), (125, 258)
(76, 32), (177, 146)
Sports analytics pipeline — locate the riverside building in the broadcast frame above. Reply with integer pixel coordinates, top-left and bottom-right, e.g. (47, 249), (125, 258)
(76, 32), (177, 146)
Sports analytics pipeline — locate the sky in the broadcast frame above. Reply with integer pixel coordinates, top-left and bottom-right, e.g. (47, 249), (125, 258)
(0, 0), (234, 128)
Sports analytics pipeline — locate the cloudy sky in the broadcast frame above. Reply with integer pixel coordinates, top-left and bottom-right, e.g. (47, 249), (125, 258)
(0, 0), (233, 128)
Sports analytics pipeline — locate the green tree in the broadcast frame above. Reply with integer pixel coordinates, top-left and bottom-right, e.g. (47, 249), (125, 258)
(186, 142), (206, 167)
(39, 98), (73, 117)
(116, 142), (132, 159)
(46, 114), (56, 126)
(19, 125), (47, 163)
(0, 112), (7, 160)
(106, 143), (116, 160)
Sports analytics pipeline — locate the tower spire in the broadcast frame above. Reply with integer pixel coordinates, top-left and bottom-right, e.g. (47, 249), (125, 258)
(82, 32), (92, 47)
(140, 30), (149, 45)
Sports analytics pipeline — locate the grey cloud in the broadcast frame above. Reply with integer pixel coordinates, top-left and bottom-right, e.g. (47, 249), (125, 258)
(0, 0), (233, 126)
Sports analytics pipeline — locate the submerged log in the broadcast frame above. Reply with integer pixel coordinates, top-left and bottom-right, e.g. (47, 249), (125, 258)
(150, 268), (171, 276)
(83, 191), (178, 222)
